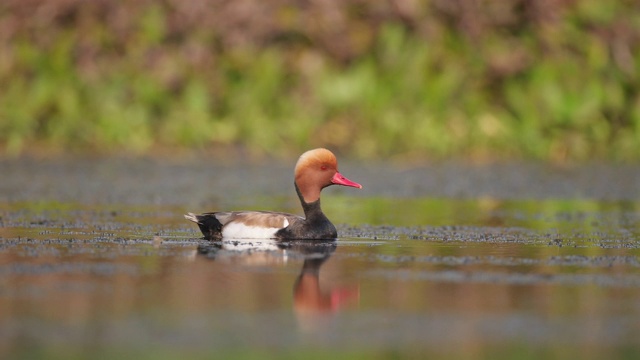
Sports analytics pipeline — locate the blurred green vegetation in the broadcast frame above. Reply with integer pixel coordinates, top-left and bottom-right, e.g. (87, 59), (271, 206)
(11, 345), (640, 360)
(0, 0), (639, 161)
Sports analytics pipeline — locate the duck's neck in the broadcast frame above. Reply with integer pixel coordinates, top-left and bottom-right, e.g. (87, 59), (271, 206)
(295, 183), (327, 222)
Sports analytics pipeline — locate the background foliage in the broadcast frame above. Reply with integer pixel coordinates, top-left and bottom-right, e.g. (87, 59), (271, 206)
(1, 0), (639, 160)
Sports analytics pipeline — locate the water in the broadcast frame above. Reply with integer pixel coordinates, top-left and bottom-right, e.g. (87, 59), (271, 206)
(1, 157), (640, 358)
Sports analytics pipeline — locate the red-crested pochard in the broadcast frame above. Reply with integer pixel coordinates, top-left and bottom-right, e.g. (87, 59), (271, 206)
(185, 148), (362, 240)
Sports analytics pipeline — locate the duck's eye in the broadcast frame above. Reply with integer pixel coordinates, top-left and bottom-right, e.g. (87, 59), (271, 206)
(320, 165), (328, 171)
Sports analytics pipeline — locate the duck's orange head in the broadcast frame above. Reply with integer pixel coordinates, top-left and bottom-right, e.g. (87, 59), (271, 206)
(294, 148), (362, 203)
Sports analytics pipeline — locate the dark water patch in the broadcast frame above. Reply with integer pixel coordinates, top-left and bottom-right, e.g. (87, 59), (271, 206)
(366, 268), (640, 288)
(2, 157), (640, 204)
(357, 253), (640, 269)
(0, 262), (140, 276)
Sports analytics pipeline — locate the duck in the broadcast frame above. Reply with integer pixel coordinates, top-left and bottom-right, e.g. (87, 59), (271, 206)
(184, 148), (362, 240)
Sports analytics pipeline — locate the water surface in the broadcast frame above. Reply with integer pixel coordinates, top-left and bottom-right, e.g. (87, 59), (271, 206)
(1, 157), (640, 358)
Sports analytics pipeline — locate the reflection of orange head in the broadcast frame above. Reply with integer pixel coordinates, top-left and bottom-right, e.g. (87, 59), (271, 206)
(293, 272), (360, 313)
(293, 271), (360, 333)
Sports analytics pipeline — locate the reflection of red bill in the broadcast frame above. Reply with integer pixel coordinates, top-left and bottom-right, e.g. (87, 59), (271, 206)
(330, 286), (360, 311)
(294, 273), (360, 313)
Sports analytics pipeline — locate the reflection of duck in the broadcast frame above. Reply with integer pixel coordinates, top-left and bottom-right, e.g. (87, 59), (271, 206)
(185, 148), (361, 240)
(293, 243), (359, 314)
(196, 238), (338, 267)
(196, 239), (291, 267)
(197, 240), (359, 330)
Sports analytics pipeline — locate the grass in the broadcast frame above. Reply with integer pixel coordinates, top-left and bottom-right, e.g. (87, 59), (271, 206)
(0, 1), (638, 161)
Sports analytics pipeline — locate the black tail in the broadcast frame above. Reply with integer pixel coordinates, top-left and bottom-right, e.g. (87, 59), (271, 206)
(184, 212), (223, 240)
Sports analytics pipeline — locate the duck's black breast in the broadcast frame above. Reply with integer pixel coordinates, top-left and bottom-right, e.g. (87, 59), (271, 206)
(276, 220), (337, 240)
(275, 199), (337, 240)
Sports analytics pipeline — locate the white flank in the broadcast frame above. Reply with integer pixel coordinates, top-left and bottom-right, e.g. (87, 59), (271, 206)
(222, 222), (282, 239)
